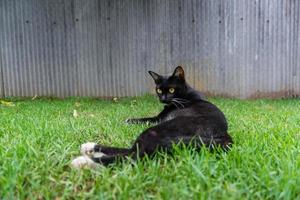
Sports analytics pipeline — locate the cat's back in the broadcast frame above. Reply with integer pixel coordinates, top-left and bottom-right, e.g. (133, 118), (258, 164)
(162, 99), (226, 123)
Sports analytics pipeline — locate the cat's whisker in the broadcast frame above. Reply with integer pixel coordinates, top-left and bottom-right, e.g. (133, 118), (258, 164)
(175, 99), (191, 106)
(173, 97), (188, 100)
(173, 98), (190, 103)
(172, 99), (185, 108)
(173, 101), (183, 109)
(173, 100), (189, 105)
(175, 100), (185, 108)
(171, 101), (180, 109)
(175, 100), (188, 104)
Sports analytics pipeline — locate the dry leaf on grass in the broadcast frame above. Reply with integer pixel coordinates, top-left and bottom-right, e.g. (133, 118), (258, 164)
(0, 100), (15, 107)
(73, 110), (79, 118)
(31, 95), (38, 100)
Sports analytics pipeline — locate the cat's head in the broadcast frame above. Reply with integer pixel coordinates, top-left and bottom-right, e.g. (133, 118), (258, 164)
(148, 66), (187, 104)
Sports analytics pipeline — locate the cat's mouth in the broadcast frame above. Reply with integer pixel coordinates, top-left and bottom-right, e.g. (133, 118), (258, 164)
(160, 99), (171, 104)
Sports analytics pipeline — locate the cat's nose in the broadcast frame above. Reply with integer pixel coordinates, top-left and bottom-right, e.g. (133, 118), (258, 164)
(160, 96), (169, 103)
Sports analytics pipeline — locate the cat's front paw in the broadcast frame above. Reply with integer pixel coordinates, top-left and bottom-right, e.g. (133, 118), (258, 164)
(71, 156), (97, 169)
(80, 142), (97, 156)
(125, 118), (139, 124)
(125, 118), (132, 124)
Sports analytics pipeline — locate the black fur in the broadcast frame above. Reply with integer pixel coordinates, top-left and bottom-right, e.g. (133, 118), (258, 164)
(91, 66), (233, 166)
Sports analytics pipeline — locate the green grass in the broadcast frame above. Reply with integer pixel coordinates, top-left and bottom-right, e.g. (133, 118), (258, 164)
(1, 95), (300, 199)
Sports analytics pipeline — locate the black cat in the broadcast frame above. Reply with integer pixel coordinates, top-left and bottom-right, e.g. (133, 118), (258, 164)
(71, 66), (233, 168)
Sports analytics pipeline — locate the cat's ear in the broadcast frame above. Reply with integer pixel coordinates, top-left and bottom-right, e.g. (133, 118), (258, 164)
(148, 71), (162, 83)
(172, 66), (185, 80)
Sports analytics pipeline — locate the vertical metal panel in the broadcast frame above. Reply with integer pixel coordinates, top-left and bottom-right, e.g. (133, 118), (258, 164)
(0, 0), (4, 97)
(0, 0), (299, 98)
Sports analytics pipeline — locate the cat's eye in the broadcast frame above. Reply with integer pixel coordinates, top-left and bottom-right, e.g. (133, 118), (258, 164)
(169, 88), (175, 93)
(157, 88), (162, 94)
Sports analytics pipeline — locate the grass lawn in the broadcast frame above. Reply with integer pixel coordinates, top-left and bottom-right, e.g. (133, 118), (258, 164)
(1, 95), (300, 199)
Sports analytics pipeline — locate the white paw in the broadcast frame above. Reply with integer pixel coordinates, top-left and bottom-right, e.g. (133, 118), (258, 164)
(93, 152), (107, 158)
(71, 156), (97, 169)
(80, 142), (97, 156)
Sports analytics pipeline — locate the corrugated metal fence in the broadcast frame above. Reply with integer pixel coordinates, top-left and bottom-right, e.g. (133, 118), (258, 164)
(0, 0), (299, 98)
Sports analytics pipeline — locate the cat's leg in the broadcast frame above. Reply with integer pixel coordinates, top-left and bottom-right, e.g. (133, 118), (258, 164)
(125, 105), (172, 124)
(91, 150), (138, 166)
(72, 118), (233, 168)
(83, 132), (160, 166)
(71, 142), (101, 169)
(80, 142), (132, 156)
(72, 128), (161, 168)
(72, 147), (137, 168)
(125, 117), (160, 124)
(71, 142), (133, 169)
(80, 142), (97, 156)
(71, 155), (98, 169)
